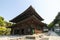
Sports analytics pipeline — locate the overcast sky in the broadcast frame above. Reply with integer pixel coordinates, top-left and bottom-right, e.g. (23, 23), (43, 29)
(0, 0), (60, 24)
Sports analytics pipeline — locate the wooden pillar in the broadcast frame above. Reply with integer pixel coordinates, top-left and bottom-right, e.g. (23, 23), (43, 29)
(11, 28), (14, 35)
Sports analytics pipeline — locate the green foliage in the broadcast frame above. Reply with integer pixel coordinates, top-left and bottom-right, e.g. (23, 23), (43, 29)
(48, 22), (54, 28)
(0, 27), (11, 35)
(57, 21), (60, 24)
(0, 16), (12, 27)
(5, 21), (12, 27)
(0, 16), (4, 20)
(0, 16), (5, 26)
(0, 16), (12, 35)
(48, 12), (60, 28)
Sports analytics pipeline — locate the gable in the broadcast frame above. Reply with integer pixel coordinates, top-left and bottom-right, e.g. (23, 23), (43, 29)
(10, 6), (44, 23)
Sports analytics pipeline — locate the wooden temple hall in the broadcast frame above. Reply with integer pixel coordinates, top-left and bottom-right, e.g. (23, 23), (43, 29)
(8, 6), (48, 35)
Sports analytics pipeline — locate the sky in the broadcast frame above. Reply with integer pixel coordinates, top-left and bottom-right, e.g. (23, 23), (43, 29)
(0, 0), (60, 24)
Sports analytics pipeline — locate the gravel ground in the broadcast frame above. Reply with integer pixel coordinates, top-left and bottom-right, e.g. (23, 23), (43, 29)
(0, 31), (60, 40)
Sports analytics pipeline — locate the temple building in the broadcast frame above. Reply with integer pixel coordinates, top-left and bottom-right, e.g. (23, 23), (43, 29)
(8, 6), (48, 35)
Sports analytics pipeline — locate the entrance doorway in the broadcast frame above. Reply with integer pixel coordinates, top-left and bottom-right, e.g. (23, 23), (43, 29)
(14, 29), (20, 35)
(21, 29), (24, 35)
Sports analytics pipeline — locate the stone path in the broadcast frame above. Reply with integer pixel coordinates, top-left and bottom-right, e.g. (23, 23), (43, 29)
(47, 31), (59, 36)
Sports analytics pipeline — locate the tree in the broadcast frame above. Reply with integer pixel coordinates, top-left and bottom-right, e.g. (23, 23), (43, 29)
(0, 27), (11, 35)
(0, 16), (12, 35)
(5, 21), (12, 27)
(0, 16), (5, 26)
(48, 12), (60, 28)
